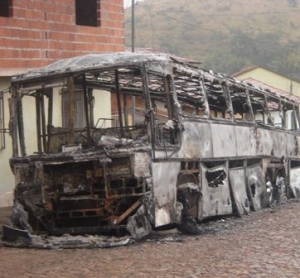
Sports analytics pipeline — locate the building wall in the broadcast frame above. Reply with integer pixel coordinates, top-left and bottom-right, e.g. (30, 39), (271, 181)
(0, 78), (14, 206)
(0, 0), (124, 206)
(235, 68), (300, 97)
(0, 0), (124, 72)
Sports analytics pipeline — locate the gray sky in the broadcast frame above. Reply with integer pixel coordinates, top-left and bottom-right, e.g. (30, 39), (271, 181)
(124, 0), (144, 8)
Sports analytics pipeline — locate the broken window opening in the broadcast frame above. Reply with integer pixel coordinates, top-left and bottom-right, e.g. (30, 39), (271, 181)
(0, 91), (5, 149)
(229, 160), (244, 168)
(249, 90), (273, 126)
(0, 0), (11, 17)
(291, 160), (300, 168)
(266, 96), (283, 128)
(149, 73), (179, 147)
(205, 169), (227, 188)
(282, 102), (299, 131)
(75, 0), (100, 27)
(174, 69), (208, 118)
(229, 85), (253, 122)
(247, 158), (261, 167)
(203, 74), (231, 121)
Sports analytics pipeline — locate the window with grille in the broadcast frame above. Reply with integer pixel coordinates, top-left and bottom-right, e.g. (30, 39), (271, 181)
(0, 92), (5, 149)
(0, 0), (11, 17)
(75, 0), (100, 27)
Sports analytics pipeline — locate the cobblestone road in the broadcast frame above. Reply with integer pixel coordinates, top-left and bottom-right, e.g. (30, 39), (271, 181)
(1, 201), (300, 278)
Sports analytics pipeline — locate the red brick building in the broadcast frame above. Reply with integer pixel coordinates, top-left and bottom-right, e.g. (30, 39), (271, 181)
(0, 0), (125, 206)
(0, 0), (124, 73)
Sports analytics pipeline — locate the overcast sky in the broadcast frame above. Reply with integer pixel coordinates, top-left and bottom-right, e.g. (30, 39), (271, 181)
(124, 0), (144, 8)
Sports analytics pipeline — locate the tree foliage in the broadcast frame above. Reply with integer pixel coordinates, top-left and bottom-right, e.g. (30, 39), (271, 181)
(125, 0), (300, 79)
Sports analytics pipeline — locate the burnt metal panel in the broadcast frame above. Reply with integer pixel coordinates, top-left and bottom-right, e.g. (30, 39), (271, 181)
(211, 124), (236, 158)
(180, 121), (213, 159)
(286, 133), (297, 157)
(229, 168), (250, 215)
(200, 163), (232, 219)
(133, 152), (151, 178)
(235, 126), (256, 156)
(256, 128), (287, 157)
(290, 167), (300, 197)
(152, 161), (180, 227)
(272, 130), (286, 157)
(246, 164), (268, 209)
(256, 128), (273, 156)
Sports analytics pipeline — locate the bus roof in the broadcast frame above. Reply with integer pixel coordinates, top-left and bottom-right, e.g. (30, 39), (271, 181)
(11, 52), (173, 83)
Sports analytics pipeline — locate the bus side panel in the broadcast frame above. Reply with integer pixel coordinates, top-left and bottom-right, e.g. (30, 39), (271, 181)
(180, 121), (213, 159)
(256, 128), (286, 157)
(290, 167), (300, 197)
(286, 133), (297, 158)
(246, 164), (268, 209)
(296, 136), (300, 157)
(152, 161), (181, 227)
(201, 163), (233, 219)
(272, 130), (287, 158)
(235, 126), (256, 157)
(256, 128), (273, 156)
(211, 124), (236, 158)
(229, 168), (250, 215)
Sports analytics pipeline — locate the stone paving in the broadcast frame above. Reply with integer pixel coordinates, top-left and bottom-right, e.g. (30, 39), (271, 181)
(1, 201), (300, 277)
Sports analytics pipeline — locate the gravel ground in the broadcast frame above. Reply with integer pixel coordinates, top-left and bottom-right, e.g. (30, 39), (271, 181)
(1, 201), (300, 278)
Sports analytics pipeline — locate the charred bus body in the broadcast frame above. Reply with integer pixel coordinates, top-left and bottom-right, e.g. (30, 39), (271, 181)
(7, 52), (300, 239)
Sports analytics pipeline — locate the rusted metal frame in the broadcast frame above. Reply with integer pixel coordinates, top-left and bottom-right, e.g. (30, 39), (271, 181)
(88, 89), (94, 127)
(244, 87), (255, 122)
(199, 71), (210, 118)
(112, 199), (142, 225)
(16, 93), (26, 156)
(141, 65), (155, 157)
(17, 80), (65, 92)
(244, 159), (256, 211)
(40, 91), (47, 152)
(123, 92), (128, 127)
(222, 81), (234, 122)
(0, 92), (5, 149)
(35, 90), (43, 153)
(82, 74), (91, 147)
(276, 99), (285, 129)
(261, 92), (275, 126)
(8, 89), (18, 157)
(66, 76), (76, 144)
(47, 91), (53, 153)
(115, 69), (125, 138)
(163, 75), (174, 119)
(294, 105), (300, 131)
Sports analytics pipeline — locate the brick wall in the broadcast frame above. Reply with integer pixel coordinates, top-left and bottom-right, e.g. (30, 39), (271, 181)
(0, 0), (124, 69)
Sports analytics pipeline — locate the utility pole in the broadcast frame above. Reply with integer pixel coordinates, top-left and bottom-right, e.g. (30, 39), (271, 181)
(131, 0), (136, 125)
(131, 0), (135, 53)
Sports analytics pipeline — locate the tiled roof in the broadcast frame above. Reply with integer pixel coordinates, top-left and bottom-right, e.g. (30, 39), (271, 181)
(242, 77), (300, 104)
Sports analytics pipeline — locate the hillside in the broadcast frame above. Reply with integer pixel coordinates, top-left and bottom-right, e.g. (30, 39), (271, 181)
(125, 0), (300, 78)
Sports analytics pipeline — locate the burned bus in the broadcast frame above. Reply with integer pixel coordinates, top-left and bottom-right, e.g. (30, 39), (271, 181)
(7, 52), (300, 239)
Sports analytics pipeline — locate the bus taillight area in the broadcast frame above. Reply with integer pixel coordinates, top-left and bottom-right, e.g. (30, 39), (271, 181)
(10, 151), (153, 238)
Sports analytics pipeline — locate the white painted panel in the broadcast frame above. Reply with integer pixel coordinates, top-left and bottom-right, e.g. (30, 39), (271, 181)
(201, 163), (232, 219)
(286, 133), (297, 158)
(229, 168), (250, 215)
(271, 130), (286, 157)
(235, 126), (256, 156)
(211, 124), (236, 158)
(152, 161), (180, 227)
(290, 167), (300, 197)
(256, 128), (273, 156)
(180, 121), (213, 159)
(246, 164), (268, 209)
